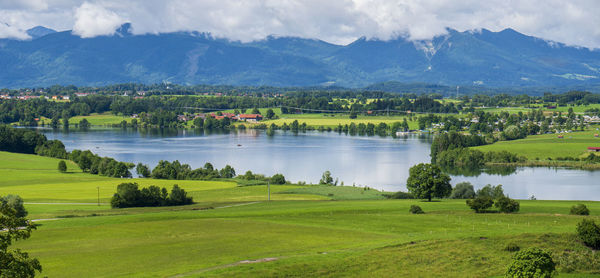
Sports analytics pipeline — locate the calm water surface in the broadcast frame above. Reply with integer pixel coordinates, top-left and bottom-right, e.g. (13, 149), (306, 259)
(42, 128), (600, 200)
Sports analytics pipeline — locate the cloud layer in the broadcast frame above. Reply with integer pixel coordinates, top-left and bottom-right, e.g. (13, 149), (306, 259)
(1, 0), (599, 49)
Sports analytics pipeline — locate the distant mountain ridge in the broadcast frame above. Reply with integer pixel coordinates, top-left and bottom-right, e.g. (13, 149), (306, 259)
(1, 24), (599, 89)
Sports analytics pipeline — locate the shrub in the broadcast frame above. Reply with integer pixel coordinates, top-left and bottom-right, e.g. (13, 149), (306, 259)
(388, 191), (414, 199)
(570, 204), (590, 215)
(504, 242), (520, 252)
(495, 196), (520, 213)
(409, 205), (424, 214)
(505, 247), (555, 278)
(58, 160), (67, 173)
(576, 219), (600, 249)
(466, 196), (494, 213)
(450, 182), (475, 199)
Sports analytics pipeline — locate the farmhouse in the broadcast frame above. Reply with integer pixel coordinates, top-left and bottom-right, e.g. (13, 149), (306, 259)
(238, 114), (263, 122)
(588, 147), (600, 152)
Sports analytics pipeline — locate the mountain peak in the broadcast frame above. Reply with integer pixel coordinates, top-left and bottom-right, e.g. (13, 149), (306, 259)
(26, 26), (56, 39)
(115, 23), (133, 37)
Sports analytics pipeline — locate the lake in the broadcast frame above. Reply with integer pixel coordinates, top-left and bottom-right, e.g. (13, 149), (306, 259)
(42, 128), (600, 200)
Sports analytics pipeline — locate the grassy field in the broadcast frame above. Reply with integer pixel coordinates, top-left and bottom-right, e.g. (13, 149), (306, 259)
(261, 114), (421, 129)
(70, 112), (132, 126)
(473, 129), (600, 160)
(2, 151), (600, 277)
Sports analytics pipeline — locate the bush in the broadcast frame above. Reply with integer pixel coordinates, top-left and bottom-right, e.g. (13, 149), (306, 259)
(409, 205), (424, 214)
(505, 247), (555, 278)
(388, 191), (414, 199)
(450, 182), (475, 199)
(58, 160), (67, 173)
(504, 242), (520, 252)
(576, 219), (600, 249)
(270, 173), (286, 184)
(570, 204), (590, 215)
(466, 196), (494, 213)
(495, 196), (520, 213)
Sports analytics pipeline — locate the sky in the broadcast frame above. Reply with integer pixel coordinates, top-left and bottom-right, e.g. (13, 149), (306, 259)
(1, 0), (599, 49)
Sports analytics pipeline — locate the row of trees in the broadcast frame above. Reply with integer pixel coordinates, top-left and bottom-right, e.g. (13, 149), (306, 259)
(70, 150), (134, 178)
(0, 125), (67, 158)
(110, 183), (193, 208)
(136, 161), (235, 180)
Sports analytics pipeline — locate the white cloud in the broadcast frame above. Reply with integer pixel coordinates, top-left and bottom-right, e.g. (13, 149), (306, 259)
(0, 22), (30, 39)
(71, 2), (125, 38)
(1, 0), (600, 48)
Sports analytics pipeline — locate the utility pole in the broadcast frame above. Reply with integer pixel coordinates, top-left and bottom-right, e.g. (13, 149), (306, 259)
(97, 186), (100, 206)
(268, 181), (271, 201)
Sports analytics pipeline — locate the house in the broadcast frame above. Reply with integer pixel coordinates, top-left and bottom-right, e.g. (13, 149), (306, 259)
(238, 114), (263, 123)
(177, 115), (190, 122)
(62, 96), (70, 100)
(588, 147), (600, 152)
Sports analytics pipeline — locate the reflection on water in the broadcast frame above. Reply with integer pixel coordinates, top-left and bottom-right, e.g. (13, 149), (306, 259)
(40, 127), (600, 200)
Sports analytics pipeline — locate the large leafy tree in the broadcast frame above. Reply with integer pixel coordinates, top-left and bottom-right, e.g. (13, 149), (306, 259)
(406, 163), (452, 201)
(0, 202), (42, 277)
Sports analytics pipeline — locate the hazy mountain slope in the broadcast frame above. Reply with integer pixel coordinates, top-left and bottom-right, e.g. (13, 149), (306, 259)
(0, 24), (599, 88)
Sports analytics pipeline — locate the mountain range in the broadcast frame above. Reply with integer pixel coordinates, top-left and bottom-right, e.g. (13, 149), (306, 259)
(1, 23), (599, 89)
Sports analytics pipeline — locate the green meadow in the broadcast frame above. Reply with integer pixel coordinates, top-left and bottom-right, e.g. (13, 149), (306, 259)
(2, 151), (600, 277)
(473, 130), (600, 160)
(69, 112), (132, 126)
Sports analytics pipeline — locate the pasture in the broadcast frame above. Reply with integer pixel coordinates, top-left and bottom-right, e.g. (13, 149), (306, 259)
(473, 130), (600, 160)
(2, 151), (600, 277)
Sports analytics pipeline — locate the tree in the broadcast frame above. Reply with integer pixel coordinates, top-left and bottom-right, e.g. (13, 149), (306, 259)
(219, 165), (236, 178)
(0, 195), (28, 218)
(61, 110), (70, 128)
(79, 118), (91, 129)
(319, 171), (334, 185)
(495, 196), (520, 213)
(270, 174), (286, 185)
(58, 160), (67, 173)
(466, 196), (494, 213)
(110, 183), (141, 208)
(406, 163), (452, 201)
(168, 185), (193, 205)
(136, 163), (151, 178)
(0, 201), (42, 277)
(266, 109), (275, 119)
(476, 184), (504, 199)
(504, 125), (522, 140)
(505, 247), (555, 278)
(251, 108), (261, 114)
(349, 112), (357, 119)
(577, 219), (600, 249)
(450, 182), (475, 199)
